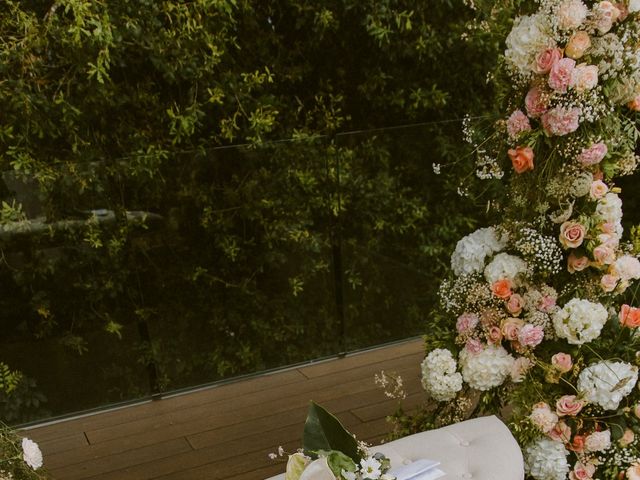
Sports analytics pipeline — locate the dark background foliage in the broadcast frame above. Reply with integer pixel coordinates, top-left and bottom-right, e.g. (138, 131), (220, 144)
(0, 0), (531, 423)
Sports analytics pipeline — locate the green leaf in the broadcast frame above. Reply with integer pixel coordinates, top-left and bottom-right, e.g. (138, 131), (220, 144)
(302, 401), (360, 462)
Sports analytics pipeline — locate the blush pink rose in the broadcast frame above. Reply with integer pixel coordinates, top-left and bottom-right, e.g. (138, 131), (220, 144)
(535, 48), (563, 74)
(508, 146), (535, 174)
(487, 325), (503, 344)
(627, 462), (640, 480)
(501, 317), (524, 341)
(559, 221), (586, 249)
(577, 142), (607, 165)
(571, 64), (599, 93)
(530, 402), (559, 433)
(601, 221), (616, 234)
(620, 429), (635, 447)
(518, 324), (544, 347)
(492, 279), (513, 299)
(525, 86), (549, 118)
(619, 304), (640, 328)
(568, 252), (590, 273)
(601, 273), (619, 292)
(593, 244), (616, 265)
(510, 356), (532, 383)
(542, 106), (581, 136)
(556, 395), (585, 416)
(456, 313), (479, 334)
(590, 180), (609, 200)
(507, 110), (531, 140)
(538, 295), (557, 313)
(548, 420), (572, 443)
(507, 293), (524, 316)
(565, 31), (591, 59)
(465, 338), (484, 354)
(549, 57), (576, 92)
(594, 1), (621, 34)
(551, 352), (573, 373)
(569, 462), (596, 480)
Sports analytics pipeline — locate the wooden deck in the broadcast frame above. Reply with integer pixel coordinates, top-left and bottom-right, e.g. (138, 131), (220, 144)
(24, 339), (425, 480)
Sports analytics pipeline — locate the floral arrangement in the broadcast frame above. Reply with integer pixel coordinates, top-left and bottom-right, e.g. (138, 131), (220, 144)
(272, 402), (395, 480)
(0, 424), (47, 479)
(416, 1), (640, 479)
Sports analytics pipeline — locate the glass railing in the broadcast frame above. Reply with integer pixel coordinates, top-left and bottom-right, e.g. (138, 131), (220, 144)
(0, 122), (502, 424)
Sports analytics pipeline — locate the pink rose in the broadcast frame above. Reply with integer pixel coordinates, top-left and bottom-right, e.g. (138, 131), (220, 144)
(590, 180), (609, 200)
(601, 221), (616, 234)
(506, 293), (524, 316)
(507, 110), (531, 140)
(535, 48), (563, 74)
(530, 402), (559, 433)
(568, 252), (590, 273)
(508, 146), (535, 174)
(465, 338), (484, 354)
(525, 86), (549, 118)
(487, 325), (503, 344)
(593, 244), (616, 265)
(556, 395), (585, 416)
(627, 462), (640, 480)
(619, 304), (640, 328)
(551, 352), (573, 373)
(548, 420), (572, 443)
(571, 64), (599, 93)
(456, 313), (479, 334)
(565, 31), (591, 59)
(542, 106), (581, 136)
(518, 324), (544, 347)
(620, 429), (635, 447)
(549, 57), (576, 93)
(538, 295), (557, 313)
(594, 1), (621, 34)
(559, 221), (586, 249)
(569, 462), (596, 480)
(577, 142), (607, 166)
(601, 273), (619, 292)
(501, 317), (525, 341)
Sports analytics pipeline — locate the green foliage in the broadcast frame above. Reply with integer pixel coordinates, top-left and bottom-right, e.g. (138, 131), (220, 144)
(303, 401), (360, 462)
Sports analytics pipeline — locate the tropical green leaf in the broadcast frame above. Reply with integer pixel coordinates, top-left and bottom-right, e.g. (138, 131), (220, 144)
(302, 401), (360, 462)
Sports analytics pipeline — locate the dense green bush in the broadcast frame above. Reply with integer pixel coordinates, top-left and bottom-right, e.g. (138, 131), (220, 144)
(0, 0), (503, 422)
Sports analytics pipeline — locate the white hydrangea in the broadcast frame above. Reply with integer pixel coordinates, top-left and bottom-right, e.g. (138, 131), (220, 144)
(524, 438), (570, 480)
(578, 360), (638, 410)
(553, 298), (608, 345)
(484, 252), (528, 284)
(450, 227), (507, 277)
(421, 349), (463, 401)
(459, 345), (514, 391)
(505, 14), (553, 76)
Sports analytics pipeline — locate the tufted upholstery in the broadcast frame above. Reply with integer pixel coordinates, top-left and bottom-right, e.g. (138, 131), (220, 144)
(266, 416), (524, 480)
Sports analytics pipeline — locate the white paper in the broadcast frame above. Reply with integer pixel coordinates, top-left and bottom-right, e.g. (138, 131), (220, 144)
(388, 459), (445, 480)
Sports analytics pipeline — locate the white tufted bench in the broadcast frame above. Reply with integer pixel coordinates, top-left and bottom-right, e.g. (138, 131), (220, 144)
(267, 416), (524, 480)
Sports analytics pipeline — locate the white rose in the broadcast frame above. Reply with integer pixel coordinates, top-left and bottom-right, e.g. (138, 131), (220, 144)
(613, 255), (640, 281)
(630, 0), (640, 13)
(557, 0), (589, 30)
(22, 438), (43, 471)
(571, 64), (599, 92)
(300, 458), (336, 480)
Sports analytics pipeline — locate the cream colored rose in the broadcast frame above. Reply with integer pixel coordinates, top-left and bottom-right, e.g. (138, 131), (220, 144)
(530, 402), (559, 433)
(566, 31), (591, 59)
(627, 462), (640, 480)
(620, 429), (635, 447)
(585, 430), (611, 452)
(571, 64), (598, 92)
(559, 221), (586, 249)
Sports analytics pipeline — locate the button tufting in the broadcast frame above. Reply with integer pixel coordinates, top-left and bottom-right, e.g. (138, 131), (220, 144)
(460, 440), (470, 446)
(402, 459), (412, 465)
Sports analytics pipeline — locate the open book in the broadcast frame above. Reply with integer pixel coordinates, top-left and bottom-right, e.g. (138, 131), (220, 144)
(387, 459), (445, 480)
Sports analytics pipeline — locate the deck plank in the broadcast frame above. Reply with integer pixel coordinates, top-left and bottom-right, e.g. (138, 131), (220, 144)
(24, 339), (424, 480)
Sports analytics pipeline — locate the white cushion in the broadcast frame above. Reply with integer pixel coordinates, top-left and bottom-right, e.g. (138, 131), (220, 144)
(267, 415), (524, 480)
